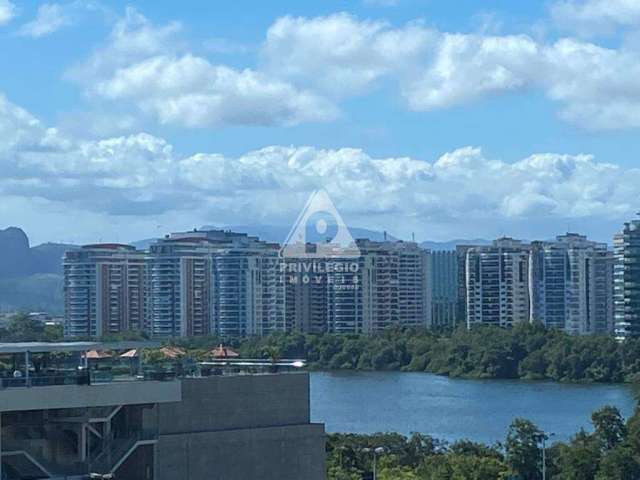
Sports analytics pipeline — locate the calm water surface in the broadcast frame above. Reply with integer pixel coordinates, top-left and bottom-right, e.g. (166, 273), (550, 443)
(310, 371), (636, 444)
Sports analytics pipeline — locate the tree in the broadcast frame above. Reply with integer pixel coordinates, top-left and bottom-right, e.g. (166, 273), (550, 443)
(505, 419), (543, 480)
(591, 406), (626, 451)
(7, 313), (51, 342)
(552, 430), (600, 480)
(595, 444), (640, 480)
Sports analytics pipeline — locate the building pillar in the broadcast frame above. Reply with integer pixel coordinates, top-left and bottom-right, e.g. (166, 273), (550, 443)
(80, 424), (87, 462)
(25, 351), (30, 386)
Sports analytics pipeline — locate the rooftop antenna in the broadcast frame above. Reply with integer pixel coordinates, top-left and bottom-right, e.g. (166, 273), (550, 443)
(383, 230), (387, 241)
(412, 232), (415, 242)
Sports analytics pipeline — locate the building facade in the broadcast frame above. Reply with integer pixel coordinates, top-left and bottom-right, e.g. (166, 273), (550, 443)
(0, 343), (325, 480)
(64, 244), (146, 337)
(529, 234), (614, 335)
(284, 240), (432, 334)
(465, 238), (531, 328)
(429, 250), (458, 328)
(614, 215), (640, 340)
(147, 230), (285, 338)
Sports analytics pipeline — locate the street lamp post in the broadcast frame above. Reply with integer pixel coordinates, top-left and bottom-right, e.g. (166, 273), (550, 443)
(541, 432), (555, 480)
(362, 447), (386, 480)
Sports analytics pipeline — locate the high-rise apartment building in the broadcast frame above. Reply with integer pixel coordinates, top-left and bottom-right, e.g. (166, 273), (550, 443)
(284, 240), (431, 334)
(614, 215), (640, 340)
(146, 233), (214, 337)
(430, 250), (458, 328)
(147, 230), (285, 338)
(529, 234), (613, 335)
(455, 245), (474, 326)
(64, 244), (146, 337)
(465, 238), (531, 328)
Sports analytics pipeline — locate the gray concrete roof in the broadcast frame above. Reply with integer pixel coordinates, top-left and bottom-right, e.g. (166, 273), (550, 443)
(0, 341), (160, 354)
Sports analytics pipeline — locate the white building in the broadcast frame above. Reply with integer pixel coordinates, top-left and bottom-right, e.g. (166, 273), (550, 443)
(529, 234), (613, 335)
(146, 230), (285, 338)
(465, 238), (531, 328)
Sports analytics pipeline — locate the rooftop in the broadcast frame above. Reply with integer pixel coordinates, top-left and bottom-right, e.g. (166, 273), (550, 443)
(0, 341), (160, 355)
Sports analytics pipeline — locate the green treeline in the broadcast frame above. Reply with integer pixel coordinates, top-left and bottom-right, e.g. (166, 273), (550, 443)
(172, 323), (640, 383)
(326, 405), (640, 479)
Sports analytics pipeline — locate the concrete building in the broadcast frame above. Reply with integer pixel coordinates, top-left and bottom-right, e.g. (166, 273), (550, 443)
(0, 342), (325, 480)
(64, 245), (146, 337)
(614, 215), (640, 340)
(284, 240), (431, 334)
(465, 238), (531, 328)
(530, 234), (614, 335)
(147, 230), (285, 338)
(455, 245), (474, 327)
(429, 251), (458, 328)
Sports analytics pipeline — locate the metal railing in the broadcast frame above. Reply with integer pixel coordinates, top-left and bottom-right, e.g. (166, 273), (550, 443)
(0, 372), (90, 389)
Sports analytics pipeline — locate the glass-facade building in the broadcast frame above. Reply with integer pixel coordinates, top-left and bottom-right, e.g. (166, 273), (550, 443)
(530, 234), (613, 335)
(614, 216), (640, 340)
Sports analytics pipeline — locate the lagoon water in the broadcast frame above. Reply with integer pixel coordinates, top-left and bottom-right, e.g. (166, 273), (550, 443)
(310, 371), (637, 444)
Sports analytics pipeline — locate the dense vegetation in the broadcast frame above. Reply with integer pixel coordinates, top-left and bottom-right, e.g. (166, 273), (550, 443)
(327, 405), (640, 479)
(169, 323), (640, 383)
(0, 313), (63, 342)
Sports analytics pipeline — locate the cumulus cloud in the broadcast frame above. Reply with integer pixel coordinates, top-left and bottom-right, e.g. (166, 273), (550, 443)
(402, 33), (539, 110)
(2, 92), (639, 244)
(0, 0), (15, 25)
(551, 0), (640, 36)
(261, 13), (640, 130)
(91, 54), (337, 127)
(18, 3), (71, 37)
(263, 13), (436, 98)
(69, 8), (337, 127)
(63, 9), (640, 131)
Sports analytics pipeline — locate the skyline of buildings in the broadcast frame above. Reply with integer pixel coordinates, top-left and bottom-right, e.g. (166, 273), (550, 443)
(63, 214), (640, 340)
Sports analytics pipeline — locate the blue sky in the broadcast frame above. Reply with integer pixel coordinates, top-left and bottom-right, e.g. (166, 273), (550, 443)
(0, 0), (639, 245)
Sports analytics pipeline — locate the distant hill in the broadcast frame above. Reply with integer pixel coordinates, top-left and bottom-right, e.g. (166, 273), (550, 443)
(0, 227), (75, 277)
(0, 227), (74, 313)
(0, 274), (64, 314)
(421, 239), (492, 251)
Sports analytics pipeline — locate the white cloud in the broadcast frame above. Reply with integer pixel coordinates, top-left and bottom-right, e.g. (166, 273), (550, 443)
(263, 13), (435, 98)
(262, 13), (640, 130)
(18, 3), (71, 38)
(551, 0), (640, 36)
(403, 33), (540, 110)
(69, 8), (338, 128)
(0, 0), (15, 26)
(2, 91), (638, 244)
(68, 7), (182, 81)
(91, 54), (338, 127)
(64, 9), (640, 131)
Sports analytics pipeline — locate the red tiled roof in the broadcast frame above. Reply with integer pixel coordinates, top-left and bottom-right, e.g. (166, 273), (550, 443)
(210, 344), (240, 358)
